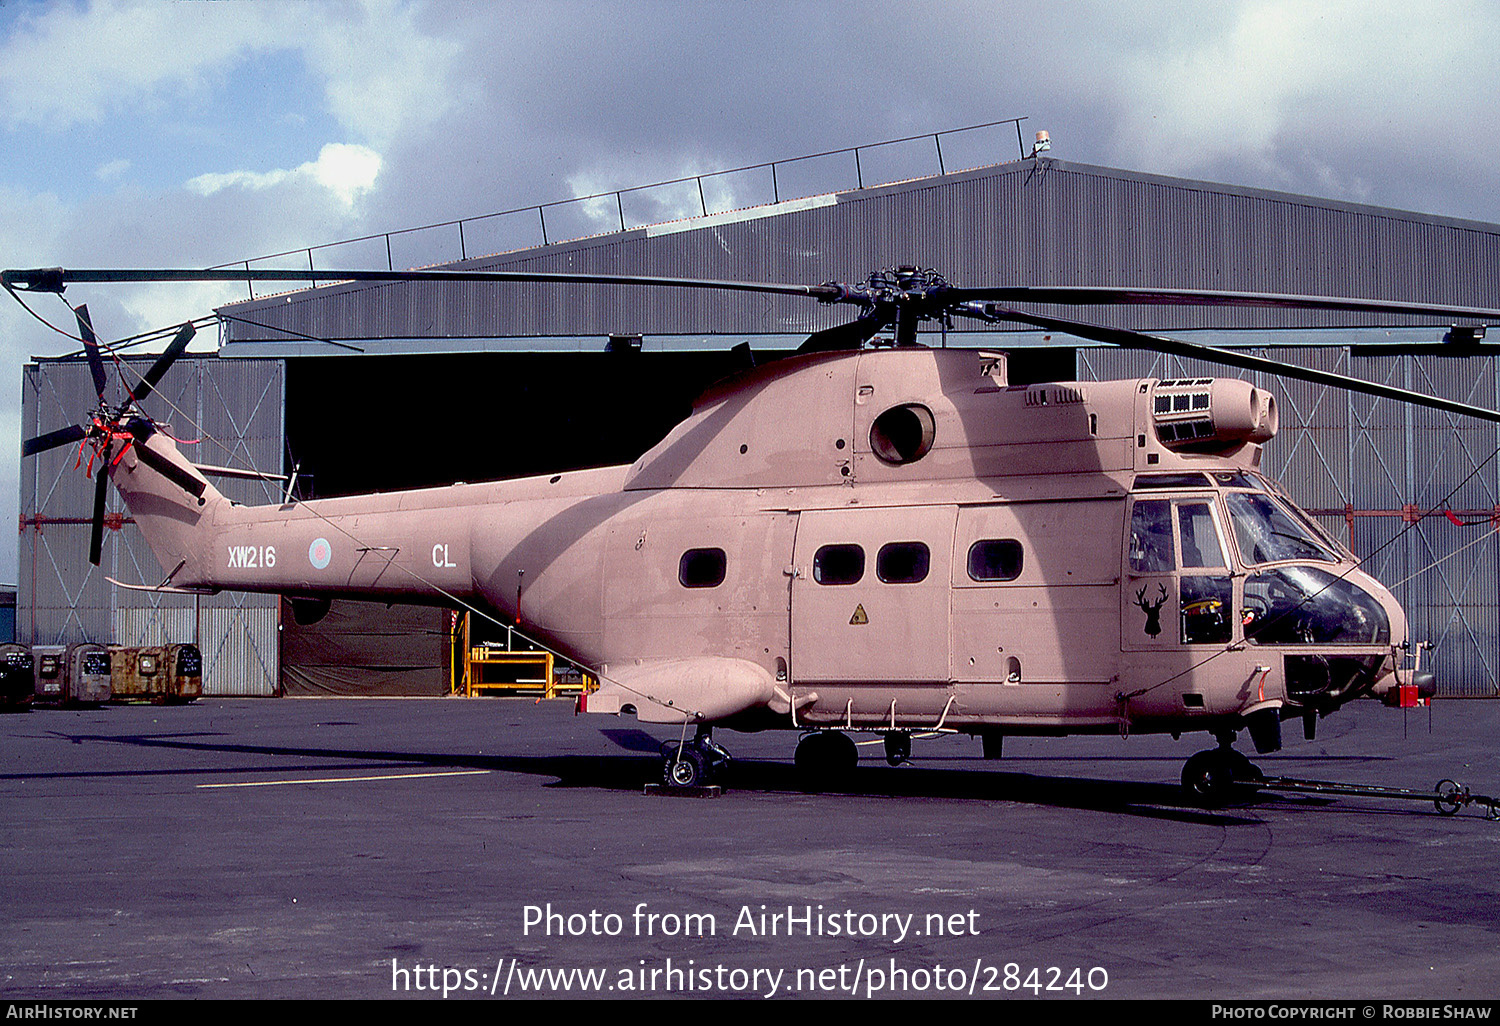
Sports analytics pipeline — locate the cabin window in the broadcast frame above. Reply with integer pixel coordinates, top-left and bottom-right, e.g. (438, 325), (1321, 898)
(813, 544), (865, 585)
(678, 547), (727, 589)
(1128, 499), (1175, 573)
(869, 404), (936, 465)
(967, 539), (1023, 581)
(82, 652), (110, 676)
(876, 542), (930, 584)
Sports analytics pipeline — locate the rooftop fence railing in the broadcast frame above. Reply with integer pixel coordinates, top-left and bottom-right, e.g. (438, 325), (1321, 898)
(212, 118), (1033, 301)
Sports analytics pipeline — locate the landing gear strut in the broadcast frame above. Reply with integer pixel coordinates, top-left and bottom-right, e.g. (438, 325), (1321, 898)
(660, 727), (731, 788)
(1181, 732), (1265, 805)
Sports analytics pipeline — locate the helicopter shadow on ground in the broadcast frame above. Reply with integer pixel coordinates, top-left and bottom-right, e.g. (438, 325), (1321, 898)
(15, 727), (1302, 827)
(707, 758), (1291, 826)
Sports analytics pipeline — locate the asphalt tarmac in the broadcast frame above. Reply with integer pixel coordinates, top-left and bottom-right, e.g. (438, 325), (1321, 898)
(2, 695), (1498, 1002)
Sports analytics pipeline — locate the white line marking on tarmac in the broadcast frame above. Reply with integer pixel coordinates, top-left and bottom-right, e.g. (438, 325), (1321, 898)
(197, 770), (492, 789)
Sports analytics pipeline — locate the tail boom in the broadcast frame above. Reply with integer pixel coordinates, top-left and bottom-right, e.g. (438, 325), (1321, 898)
(108, 435), (481, 603)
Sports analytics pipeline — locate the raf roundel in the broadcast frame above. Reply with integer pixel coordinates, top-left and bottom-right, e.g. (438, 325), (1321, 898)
(309, 538), (332, 570)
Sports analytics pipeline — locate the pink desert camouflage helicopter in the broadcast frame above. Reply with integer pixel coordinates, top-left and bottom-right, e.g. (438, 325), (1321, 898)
(9, 264), (1500, 802)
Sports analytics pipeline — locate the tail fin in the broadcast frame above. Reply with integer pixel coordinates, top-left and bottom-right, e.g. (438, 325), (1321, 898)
(106, 430), (226, 586)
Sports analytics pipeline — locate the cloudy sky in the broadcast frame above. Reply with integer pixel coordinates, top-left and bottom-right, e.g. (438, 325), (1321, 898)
(3, 0), (1499, 582)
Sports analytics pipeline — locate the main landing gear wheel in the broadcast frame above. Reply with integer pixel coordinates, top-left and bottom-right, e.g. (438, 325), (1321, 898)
(1182, 747), (1265, 806)
(794, 730), (859, 789)
(660, 731), (731, 788)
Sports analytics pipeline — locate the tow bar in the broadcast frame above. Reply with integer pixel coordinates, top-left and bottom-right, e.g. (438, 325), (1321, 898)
(1253, 775), (1500, 819)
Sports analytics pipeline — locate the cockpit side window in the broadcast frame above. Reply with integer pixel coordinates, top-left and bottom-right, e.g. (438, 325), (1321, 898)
(1175, 500), (1232, 645)
(1177, 502), (1226, 569)
(1128, 499), (1174, 573)
(1128, 496), (1232, 645)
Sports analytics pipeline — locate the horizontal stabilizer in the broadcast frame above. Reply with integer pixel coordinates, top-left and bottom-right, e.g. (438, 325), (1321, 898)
(105, 576), (215, 596)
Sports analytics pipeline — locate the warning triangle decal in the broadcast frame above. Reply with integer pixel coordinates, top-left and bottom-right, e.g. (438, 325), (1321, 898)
(849, 604), (869, 625)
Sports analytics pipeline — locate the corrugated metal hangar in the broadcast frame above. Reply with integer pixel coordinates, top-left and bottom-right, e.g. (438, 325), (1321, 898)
(19, 146), (1500, 696)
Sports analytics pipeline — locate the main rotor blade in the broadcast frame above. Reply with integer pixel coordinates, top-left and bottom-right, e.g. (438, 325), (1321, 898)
(73, 304), (109, 400)
(23, 266), (1499, 324)
(13, 267), (1500, 321)
(21, 423), (87, 457)
(130, 322), (195, 406)
(979, 305), (1500, 424)
(951, 286), (1500, 324)
(2, 266), (845, 302)
(88, 470), (108, 566)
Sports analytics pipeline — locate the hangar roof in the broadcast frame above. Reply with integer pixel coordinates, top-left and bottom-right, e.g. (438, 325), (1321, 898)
(217, 156), (1500, 353)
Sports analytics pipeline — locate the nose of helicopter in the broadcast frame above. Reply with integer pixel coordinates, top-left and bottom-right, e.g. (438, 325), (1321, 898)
(1352, 564), (1408, 647)
(1344, 563), (1422, 700)
(1266, 560), (1417, 709)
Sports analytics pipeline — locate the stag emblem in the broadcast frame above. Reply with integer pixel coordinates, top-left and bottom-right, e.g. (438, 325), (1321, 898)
(1134, 583), (1169, 637)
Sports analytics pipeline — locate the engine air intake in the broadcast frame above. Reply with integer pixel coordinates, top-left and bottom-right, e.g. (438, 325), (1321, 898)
(1152, 379), (1278, 453)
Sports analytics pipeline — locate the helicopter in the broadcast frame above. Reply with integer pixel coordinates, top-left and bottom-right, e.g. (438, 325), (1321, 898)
(9, 263), (1500, 802)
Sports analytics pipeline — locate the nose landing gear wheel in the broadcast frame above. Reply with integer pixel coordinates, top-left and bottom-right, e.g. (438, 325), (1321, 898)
(665, 746), (707, 787)
(660, 732), (731, 788)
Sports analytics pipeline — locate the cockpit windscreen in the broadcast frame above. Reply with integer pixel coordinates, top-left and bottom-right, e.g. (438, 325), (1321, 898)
(1224, 492), (1338, 566)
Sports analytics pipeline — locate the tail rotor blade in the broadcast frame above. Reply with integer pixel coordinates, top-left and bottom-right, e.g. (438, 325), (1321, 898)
(131, 322), (195, 406)
(88, 469), (108, 566)
(21, 423), (87, 457)
(73, 304), (109, 401)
